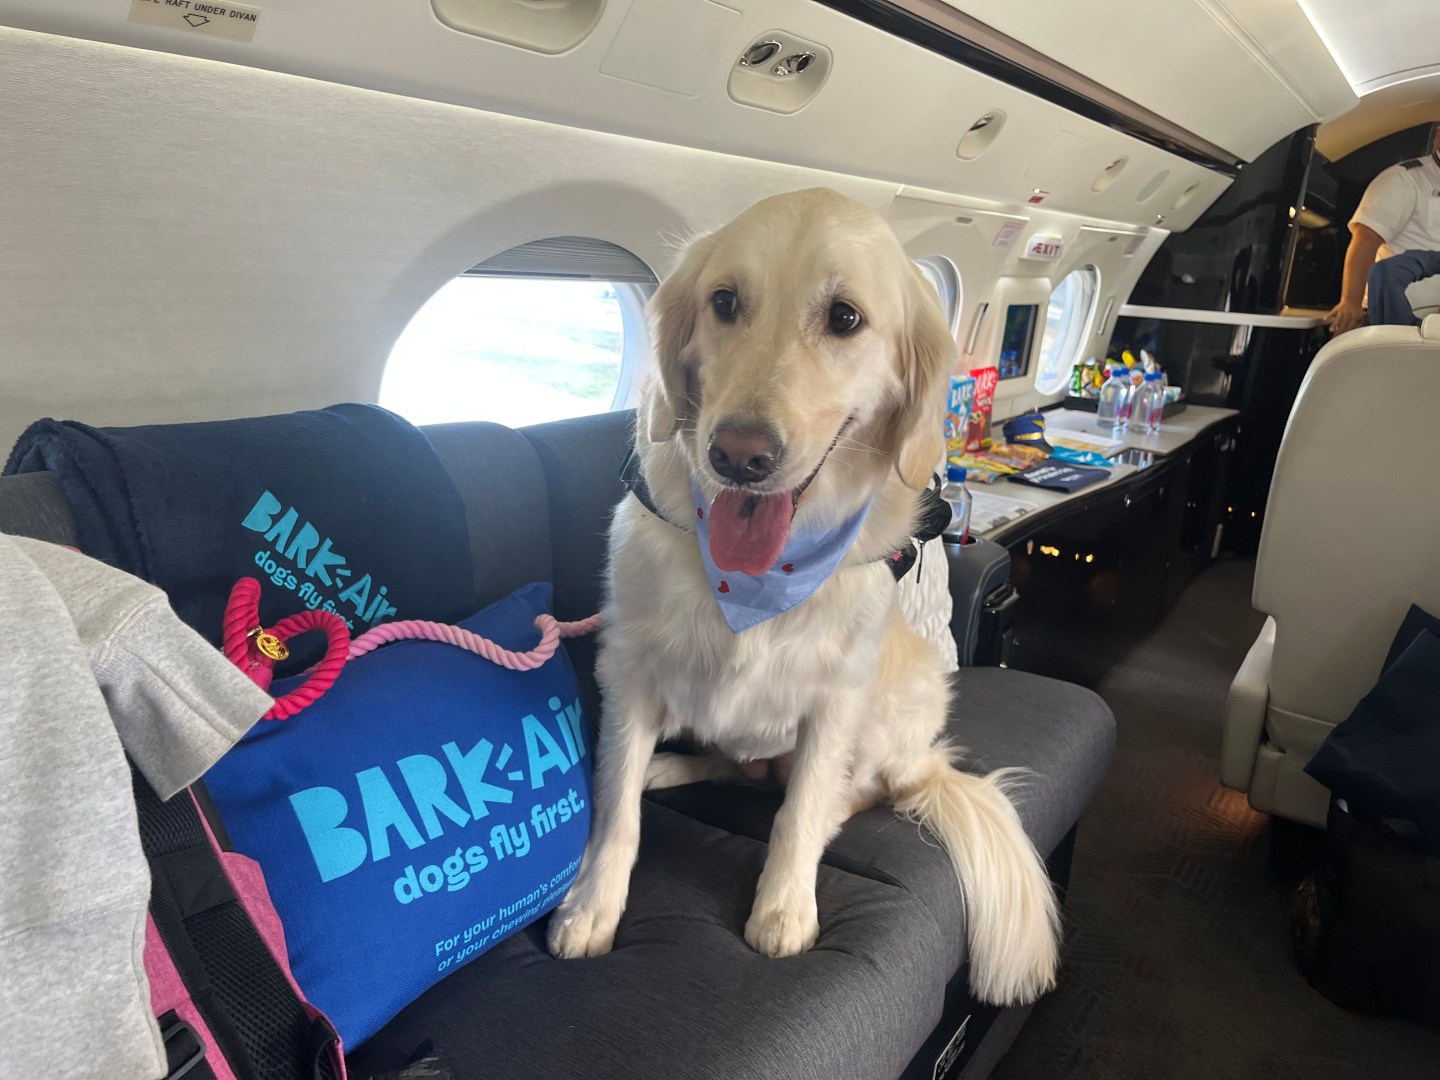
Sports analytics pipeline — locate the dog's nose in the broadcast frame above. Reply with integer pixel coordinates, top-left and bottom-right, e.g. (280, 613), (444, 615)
(708, 425), (782, 486)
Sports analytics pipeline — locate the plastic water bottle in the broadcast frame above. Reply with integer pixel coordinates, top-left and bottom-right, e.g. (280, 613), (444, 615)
(1096, 366), (1128, 432)
(1136, 371), (1166, 435)
(940, 464), (973, 544)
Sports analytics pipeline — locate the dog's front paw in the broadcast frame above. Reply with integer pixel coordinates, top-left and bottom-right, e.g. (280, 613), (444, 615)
(744, 895), (819, 957)
(547, 894), (623, 959)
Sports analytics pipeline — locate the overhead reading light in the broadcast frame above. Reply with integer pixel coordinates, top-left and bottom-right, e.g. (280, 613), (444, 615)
(740, 40), (782, 67)
(772, 52), (815, 76)
(729, 30), (832, 114)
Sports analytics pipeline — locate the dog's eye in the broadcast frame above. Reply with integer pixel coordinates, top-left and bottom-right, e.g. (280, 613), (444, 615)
(828, 301), (863, 335)
(712, 289), (738, 322)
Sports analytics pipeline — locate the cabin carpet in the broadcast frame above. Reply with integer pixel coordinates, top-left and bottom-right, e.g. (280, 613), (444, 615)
(993, 558), (1440, 1080)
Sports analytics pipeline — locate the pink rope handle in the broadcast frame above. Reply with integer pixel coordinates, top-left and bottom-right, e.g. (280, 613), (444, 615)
(222, 577), (352, 720)
(222, 575), (602, 720)
(348, 612), (602, 670)
(264, 611), (352, 720)
(223, 577), (263, 669)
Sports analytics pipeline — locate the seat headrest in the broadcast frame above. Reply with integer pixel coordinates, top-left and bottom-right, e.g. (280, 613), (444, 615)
(1423, 313), (1440, 341)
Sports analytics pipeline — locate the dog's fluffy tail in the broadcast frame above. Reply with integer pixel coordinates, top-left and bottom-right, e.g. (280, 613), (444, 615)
(892, 746), (1060, 1006)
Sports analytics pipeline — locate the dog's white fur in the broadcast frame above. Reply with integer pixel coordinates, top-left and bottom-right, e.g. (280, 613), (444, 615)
(547, 188), (1060, 1005)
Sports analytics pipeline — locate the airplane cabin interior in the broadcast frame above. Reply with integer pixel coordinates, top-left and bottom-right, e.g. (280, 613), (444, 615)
(1, 2), (1439, 1079)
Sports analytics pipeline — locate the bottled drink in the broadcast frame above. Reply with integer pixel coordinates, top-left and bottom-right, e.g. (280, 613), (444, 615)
(940, 464), (972, 544)
(1136, 371), (1166, 434)
(1096, 366), (1128, 432)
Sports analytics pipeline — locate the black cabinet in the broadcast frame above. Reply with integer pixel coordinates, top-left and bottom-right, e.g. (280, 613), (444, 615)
(994, 416), (1237, 688)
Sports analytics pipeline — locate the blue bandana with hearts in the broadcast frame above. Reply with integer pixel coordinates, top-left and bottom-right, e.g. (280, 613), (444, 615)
(690, 481), (873, 632)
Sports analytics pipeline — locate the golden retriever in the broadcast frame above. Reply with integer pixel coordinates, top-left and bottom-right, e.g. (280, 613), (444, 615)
(547, 188), (1059, 1005)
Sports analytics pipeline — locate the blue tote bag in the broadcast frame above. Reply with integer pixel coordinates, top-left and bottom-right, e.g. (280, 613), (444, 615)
(204, 582), (592, 1046)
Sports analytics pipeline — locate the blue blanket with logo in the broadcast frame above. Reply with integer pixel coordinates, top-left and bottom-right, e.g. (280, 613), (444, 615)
(4, 403), (475, 670)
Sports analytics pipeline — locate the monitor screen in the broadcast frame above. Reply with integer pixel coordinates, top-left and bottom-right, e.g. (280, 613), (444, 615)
(998, 303), (1039, 380)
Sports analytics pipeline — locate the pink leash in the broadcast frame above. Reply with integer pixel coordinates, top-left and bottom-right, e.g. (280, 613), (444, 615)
(223, 577), (601, 720)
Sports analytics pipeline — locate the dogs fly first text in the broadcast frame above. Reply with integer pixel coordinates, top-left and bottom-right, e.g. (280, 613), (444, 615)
(289, 696), (587, 908)
(242, 490), (398, 629)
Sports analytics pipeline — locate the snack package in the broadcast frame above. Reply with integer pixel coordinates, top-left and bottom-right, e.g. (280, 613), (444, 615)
(985, 442), (1050, 471)
(946, 453), (1008, 484)
(944, 374), (976, 462)
(965, 366), (999, 453)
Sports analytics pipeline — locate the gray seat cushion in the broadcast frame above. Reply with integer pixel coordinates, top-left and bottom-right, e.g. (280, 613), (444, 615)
(0, 470), (78, 546)
(346, 666), (1114, 1080)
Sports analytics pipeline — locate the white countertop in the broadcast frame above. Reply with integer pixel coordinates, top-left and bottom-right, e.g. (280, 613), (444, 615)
(966, 403), (1238, 540)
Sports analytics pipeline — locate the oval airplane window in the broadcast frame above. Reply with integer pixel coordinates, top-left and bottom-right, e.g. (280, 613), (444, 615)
(381, 238), (656, 428)
(1034, 266), (1099, 396)
(916, 255), (962, 335)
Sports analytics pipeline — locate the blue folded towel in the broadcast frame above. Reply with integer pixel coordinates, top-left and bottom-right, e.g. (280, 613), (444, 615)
(5, 403), (475, 671)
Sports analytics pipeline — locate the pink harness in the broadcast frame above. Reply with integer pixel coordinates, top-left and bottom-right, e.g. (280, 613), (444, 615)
(222, 577), (601, 719)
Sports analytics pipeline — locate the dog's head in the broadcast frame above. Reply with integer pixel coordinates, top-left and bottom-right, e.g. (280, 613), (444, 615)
(642, 188), (953, 574)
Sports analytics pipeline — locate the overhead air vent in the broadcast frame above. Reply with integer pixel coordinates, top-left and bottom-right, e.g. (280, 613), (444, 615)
(1136, 170), (1171, 203)
(956, 110), (1005, 161)
(1091, 157), (1128, 193)
(728, 30), (832, 114)
(1171, 182), (1202, 210)
(466, 236), (656, 282)
(431, 0), (606, 55)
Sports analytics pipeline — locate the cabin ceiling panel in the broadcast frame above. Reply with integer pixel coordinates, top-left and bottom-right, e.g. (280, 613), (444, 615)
(939, 0), (1356, 160)
(1300, 0), (1440, 96)
(0, 0), (1228, 230)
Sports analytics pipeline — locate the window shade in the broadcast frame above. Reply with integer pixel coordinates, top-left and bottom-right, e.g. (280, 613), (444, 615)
(467, 236), (657, 283)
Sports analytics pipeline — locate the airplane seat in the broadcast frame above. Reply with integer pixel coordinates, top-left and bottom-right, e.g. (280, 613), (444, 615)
(1220, 314), (1440, 826)
(1408, 274), (1440, 323)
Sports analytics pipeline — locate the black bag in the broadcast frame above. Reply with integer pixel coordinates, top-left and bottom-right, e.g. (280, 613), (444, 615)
(1293, 798), (1440, 1028)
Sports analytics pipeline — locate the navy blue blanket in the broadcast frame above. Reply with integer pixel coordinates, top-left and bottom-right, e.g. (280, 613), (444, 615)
(5, 403), (475, 671)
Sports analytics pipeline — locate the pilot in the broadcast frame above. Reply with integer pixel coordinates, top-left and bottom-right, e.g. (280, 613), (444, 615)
(1325, 125), (1440, 333)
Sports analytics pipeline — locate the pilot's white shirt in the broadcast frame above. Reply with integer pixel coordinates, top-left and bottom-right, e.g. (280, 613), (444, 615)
(1351, 153), (1440, 261)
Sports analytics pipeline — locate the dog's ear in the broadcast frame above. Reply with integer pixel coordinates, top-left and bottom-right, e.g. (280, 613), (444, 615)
(646, 232), (717, 444)
(889, 262), (955, 488)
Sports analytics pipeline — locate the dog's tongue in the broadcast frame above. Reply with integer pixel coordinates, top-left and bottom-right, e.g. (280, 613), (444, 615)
(708, 489), (794, 575)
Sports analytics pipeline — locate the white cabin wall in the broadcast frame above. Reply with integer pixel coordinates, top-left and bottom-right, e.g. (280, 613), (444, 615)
(0, 16), (1207, 449)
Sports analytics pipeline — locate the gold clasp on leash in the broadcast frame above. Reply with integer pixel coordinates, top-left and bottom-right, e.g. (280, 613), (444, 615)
(248, 625), (290, 662)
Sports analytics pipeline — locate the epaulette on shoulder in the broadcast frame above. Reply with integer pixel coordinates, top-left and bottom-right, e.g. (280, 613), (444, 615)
(1400, 159), (1422, 169)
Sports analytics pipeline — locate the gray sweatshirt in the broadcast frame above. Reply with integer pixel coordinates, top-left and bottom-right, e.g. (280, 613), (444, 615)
(0, 534), (274, 1080)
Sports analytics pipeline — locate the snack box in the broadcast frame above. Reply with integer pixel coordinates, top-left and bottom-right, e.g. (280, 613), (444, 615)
(965, 366), (999, 453)
(944, 374), (976, 460)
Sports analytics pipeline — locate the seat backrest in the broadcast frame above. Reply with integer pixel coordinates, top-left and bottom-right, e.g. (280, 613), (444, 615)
(1255, 314), (1440, 725)
(0, 471), (78, 547)
(0, 411), (632, 727)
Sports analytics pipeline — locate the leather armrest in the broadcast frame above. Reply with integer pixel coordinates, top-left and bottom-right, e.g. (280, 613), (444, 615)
(946, 537), (1011, 667)
(1219, 615), (1275, 791)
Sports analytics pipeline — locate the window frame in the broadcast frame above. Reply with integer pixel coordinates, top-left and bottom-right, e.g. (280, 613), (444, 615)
(611, 281), (656, 410)
(1034, 265), (1101, 396)
(915, 254), (963, 336)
